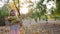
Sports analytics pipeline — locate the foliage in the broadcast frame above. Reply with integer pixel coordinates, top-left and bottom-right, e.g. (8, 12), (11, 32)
(29, 0), (60, 21)
(51, 0), (60, 20)
(0, 5), (9, 26)
(29, 0), (46, 21)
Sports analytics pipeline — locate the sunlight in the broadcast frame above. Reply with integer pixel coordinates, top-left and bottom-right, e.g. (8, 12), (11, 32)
(19, 0), (30, 14)
(23, 4), (29, 7)
(46, 1), (56, 9)
(19, 0), (39, 14)
(43, 0), (56, 15)
(42, 0), (47, 5)
(9, 0), (13, 3)
(31, 0), (39, 3)
(19, 0), (24, 2)
(43, 0), (56, 9)
(31, 0), (36, 3)
(0, 1), (4, 8)
(19, 0), (25, 3)
(20, 7), (28, 14)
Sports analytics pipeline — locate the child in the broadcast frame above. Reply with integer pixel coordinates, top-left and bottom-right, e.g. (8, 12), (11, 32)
(9, 10), (20, 34)
(5, 10), (20, 34)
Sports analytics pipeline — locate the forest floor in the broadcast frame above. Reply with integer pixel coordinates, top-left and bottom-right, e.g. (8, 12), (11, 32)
(0, 20), (60, 34)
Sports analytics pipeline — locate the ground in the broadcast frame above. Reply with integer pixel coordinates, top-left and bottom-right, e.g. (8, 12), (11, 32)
(0, 21), (60, 34)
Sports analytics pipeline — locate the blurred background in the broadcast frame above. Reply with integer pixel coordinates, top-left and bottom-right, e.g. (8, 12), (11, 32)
(0, 0), (60, 26)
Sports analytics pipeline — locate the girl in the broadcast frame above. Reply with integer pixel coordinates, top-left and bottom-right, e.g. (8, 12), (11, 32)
(5, 10), (21, 34)
(9, 10), (20, 34)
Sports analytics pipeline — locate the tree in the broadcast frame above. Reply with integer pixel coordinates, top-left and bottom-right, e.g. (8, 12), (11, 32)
(55, 0), (60, 20)
(29, 0), (46, 22)
(0, 5), (9, 26)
